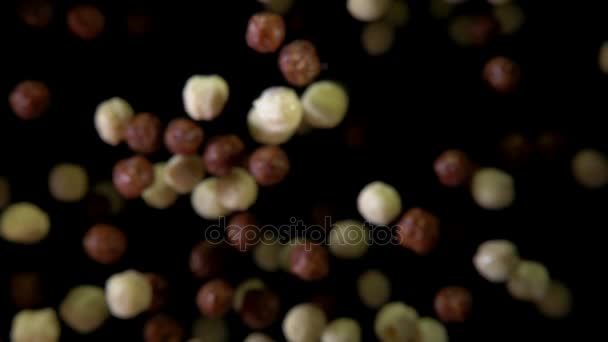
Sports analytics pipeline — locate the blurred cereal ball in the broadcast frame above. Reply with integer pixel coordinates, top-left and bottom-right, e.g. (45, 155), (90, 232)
(94, 97), (134, 146)
(448, 15), (497, 48)
(357, 181), (402, 225)
(506, 260), (550, 302)
(429, 0), (455, 20)
(192, 317), (229, 342)
(183, 75), (229, 121)
(105, 270), (152, 319)
(357, 269), (391, 309)
(347, 0), (393, 22)
(48, 163), (89, 202)
(329, 220), (369, 259)
(301, 81), (349, 129)
(382, 0), (409, 28)
(600, 41), (608, 74)
(572, 149), (608, 189)
(0, 177), (10, 209)
(279, 238), (306, 271)
(93, 181), (125, 215)
(416, 317), (448, 342)
(245, 332), (275, 342)
(473, 240), (520, 283)
(321, 318), (362, 342)
(535, 281), (573, 319)
(59, 285), (109, 334)
(374, 302), (418, 342)
(493, 3), (525, 36)
(283, 303), (327, 342)
(142, 163), (178, 210)
(258, 0), (294, 15)
(253, 238), (283, 272)
(362, 22), (395, 56)
(11, 308), (60, 342)
(191, 178), (232, 220)
(217, 168), (259, 211)
(1, 202), (50, 244)
(233, 278), (265, 312)
(470, 168), (515, 210)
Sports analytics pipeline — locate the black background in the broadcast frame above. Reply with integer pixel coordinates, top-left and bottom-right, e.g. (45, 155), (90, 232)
(0, 0), (597, 341)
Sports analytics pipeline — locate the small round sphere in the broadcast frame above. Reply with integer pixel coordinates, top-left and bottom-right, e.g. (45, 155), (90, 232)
(17, 0), (54, 28)
(0, 177), (10, 209)
(279, 40), (321, 87)
(572, 148), (608, 189)
(249, 145), (290, 186)
(347, 0), (392, 22)
(253, 239), (282, 272)
(357, 181), (402, 225)
(233, 278), (266, 311)
(311, 293), (337, 320)
(164, 118), (204, 155)
(226, 212), (259, 252)
(1, 202), (50, 244)
(498, 133), (533, 169)
(329, 220), (369, 259)
(434, 286), (472, 323)
(374, 302), (419, 342)
(493, 3), (525, 36)
(191, 178), (232, 220)
(535, 281), (572, 319)
(125, 112), (163, 154)
(279, 238), (306, 271)
(321, 318), (361, 342)
(59, 285), (109, 334)
(396, 208), (440, 255)
(482, 56), (521, 94)
(192, 318), (229, 342)
(357, 269), (391, 309)
(11, 308), (60, 342)
(246, 12), (286, 53)
(183, 75), (229, 121)
(94, 97), (134, 146)
(196, 279), (234, 318)
(164, 155), (205, 194)
(283, 303), (327, 342)
(301, 81), (349, 129)
(251, 86), (303, 140)
(48, 163), (88, 202)
(83, 224), (127, 265)
(473, 239), (519, 283)
(416, 317), (448, 342)
(241, 288), (281, 329)
(105, 270), (152, 319)
(290, 242), (330, 281)
(434, 149), (474, 187)
(145, 273), (169, 312)
(362, 22), (395, 56)
(189, 241), (228, 279)
(112, 155), (155, 199)
(384, 1), (409, 27)
(11, 272), (45, 309)
(600, 41), (608, 74)
(142, 163), (179, 210)
(259, 0), (294, 14)
(9, 80), (50, 120)
(67, 5), (105, 40)
(506, 260), (550, 301)
(449, 15), (497, 48)
(470, 168), (515, 210)
(144, 314), (183, 342)
(217, 168), (259, 211)
(245, 332), (275, 342)
(203, 135), (245, 177)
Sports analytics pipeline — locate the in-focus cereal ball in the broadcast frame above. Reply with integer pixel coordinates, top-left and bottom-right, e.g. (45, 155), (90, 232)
(328, 220), (369, 259)
(416, 317), (448, 342)
(67, 5), (105, 40)
(164, 155), (205, 194)
(493, 3), (524, 36)
(506, 260), (550, 302)
(183, 75), (229, 121)
(94, 97), (135, 146)
(290, 242), (330, 281)
(246, 12), (286, 53)
(233, 278), (265, 312)
(11, 272), (45, 309)
(189, 241), (229, 279)
(470, 167), (515, 210)
(301, 81), (349, 129)
(196, 279), (234, 318)
(203, 135), (246, 177)
(192, 317), (229, 342)
(105, 270), (152, 319)
(248, 87), (303, 144)
(434, 286), (473, 323)
(125, 112), (163, 154)
(374, 302), (418, 342)
(357, 269), (391, 309)
(217, 168), (258, 211)
(249, 145), (290, 186)
(83, 224), (127, 265)
(258, 0), (294, 14)
(347, 0), (392, 22)
(142, 163), (179, 209)
(17, 0), (54, 28)
(245, 332), (275, 342)
(1, 202), (50, 244)
(383, 0), (409, 27)
(434, 149), (474, 187)
(59, 285), (109, 334)
(0, 177), (11, 209)
(473, 239), (519, 283)
(283, 303), (327, 342)
(482, 56), (521, 93)
(9, 80), (51, 120)
(357, 181), (402, 225)
(362, 22), (395, 56)
(11, 308), (60, 342)
(535, 281), (572, 319)
(112, 155), (155, 199)
(572, 149), (608, 189)
(253, 238), (282, 272)
(164, 118), (204, 155)
(279, 40), (321, 87)
(226, 212), (259, 252)
(321, 318), (361, 342)
(48, 163), (88, 202)
(144, 314), (184, 342)
(241, 288), (281, 329)
(396, 208), (440, 256)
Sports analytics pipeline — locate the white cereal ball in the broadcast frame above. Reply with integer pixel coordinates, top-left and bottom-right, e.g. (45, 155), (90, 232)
(245, 332), (276, 342)
(142, 163), (179, 209)
(59, 285), (109, 334)
(416, 317), (448, 342)
(0, 176), (10, 209)
(329, 220), (369, 259)
(283, 303), (327, 342)
(506, 260), (550, 302)
(217, 168), (258, 211)
(374, 302), (419, 342)
(362, 22), (395, 56)
(471, 168), (515, 210)
(105, 270), (152, 319)
(191, 178), (231, 220)
(473, 239), (520, 283)
(183, 75), (229, 121)
(357, 181), (402, 225)
(1, 202), (50, 244)
(11, 308), (61, 342)
(321, 318), (362, 342)
(248, 87), (303, 145)
(94, 97), (134, 146)
(572, 149), (608, 189)
(233, 278), (265, 312)
(48, 163), (89, 202)
(357, 269), (391, 309)
(192, 317), (229, 342)
(301, 81), (349, 129)
(535, 281), (572, 319)
(253, 239), (283, 272)
(347, 0), (393, 22)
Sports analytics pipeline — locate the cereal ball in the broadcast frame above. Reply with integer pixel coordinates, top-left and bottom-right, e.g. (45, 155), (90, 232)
(164, 155), (205, 194)
(279, 40), (321, 87)
(572, 148), (608, 189)
(67, 5), (105, 40)
(183, 75), (229, 121)
(145, 273), (169, 312)
(196, 279), (234, 318)
(253, 239), (282, 272)
(374, 302), (419, 342)
(189, 241), (228, 279)
(241, 288), (281, 329)
(258, 0), (294, 14)
(434, 149), (474, 187)
(473, 239), (519, 283)
(321, 318), (361, 342)
(329, 220), (369, 259)
(94, 97), (134, 146)
(384, 1), (409, 27)
(434, 286), (472, 323)
(600, 41), (608, 74)
(144, 314), (183, 342)
(113, 155), (155, 199)
(192, 318), (229, 342)
(470, 168), (515, 210)
(430, 0), (454, 19)
(0, 177), (11, 209)
(48, 163), (88, 202)
(301, 81), (349, 129)
(11, 272), (45, 309)
(217, 168), (258, 211)
(59, 285), (109, 334)
(11, 308), (60, 342)
(535, 281), (572, 319)
(357, 269), (391, 309)
(279, 238), (306, 271)
(1, 202), (50, 244)
(362, 22), (395, 56)
(283, 303), (327, 342)
(245, 332), (275, 342)
(17, 0), (54, 28)
(142, 163), (179, 209)
(493, 3), (524, 36)
(290, 242), (330, 281)
(246, 12), (286, 53)
(482, 56), (521, 94)
(93, 181), (125, 215)
(449, 15), (497, 48)
(498, 133), (533, 169)
(507, 260), (550, 301)
(226, 212), (259, 252)
(357, 181), (402, 225)
(311, 293), (337, 321)
(125, 112), (163, 154)
(105, 270), (152, 318)
(83, 224), (127, 265)
(9, 80), (50, 120)
(249, 145), (290, 186)
(248, 87), (303, 144)
(347, 0), (392, 22)
(416, 317), (448, 342)
(233, 278), (265, 312)
(164, 118), (204, 155)
(396, 208), (440, 256)
(203, 135), (245, 177)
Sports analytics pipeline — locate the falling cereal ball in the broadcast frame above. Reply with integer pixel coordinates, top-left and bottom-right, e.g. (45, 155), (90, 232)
(197, 279), (234, 318)
(189, 241), (229, 279)
(434, 286), (473, 323)
(248, 86), (303, 144)
(9, 80), (50, 120)
(145, 273), (169, 313)
(0, 177), (10, 209)
(599, 42), (608, 74)
(362, 22), (395, 56)
(59, 285), (109, 334)
(94, 97), (135, 146)
(226, 212), (259, 252)
(482, 56), (521, 94)
(506, 260), (550, 302)
(183, 75), (229, 121)
(164, 155), (205, 194)
(67, 5), (105, 40)
(191, 178), (231, 220)
(164, 118), (204, 155)
(83, 224), (127, 265)
(449, 15), (498, 48)
(253, 239), (282, 272)
(144, 314), (184, 342)
(357, 181), (402, 225)
(17, 0), (54, 28)
(125, 112), (163, 154)
(1, 202), (50, 244)
(142, 163), (179, 210)
(48, 163), (89, 202)
(283, 303), (327, 342)
(321, 318), (361, 342)
(112, 155), (155, 199)
(473, 240), (520, 283)
(383, 0), (409, 28)
(290, 242), (330, 281)
(233, 278), (266, 312)
(301, 81), (349, 129)
(493, 3), (525, 36)
(249, 145), (291, 186)
(245, 332), (275, 342)
(241, 288), (281, 329)
(279, 40), (321, 87)
(192, 318), (229, 342)
(11, 308), (60, 342)
(374, 302), (419, 342)
(246, 12), (286, 54)
(203, 135), (246, 177)
(471, 168), (515, 210)
(105, 270), (152, 319)
(347, 0), (392, 22)
(535, 281), (572, 319)
(217, 168), (258, 211)
(572, 149), (608, 189)
(396, 208), (440, 256)
(434, 149), (474, 187)
(328, 220), (369, 259)
(93, 181), (126, 215)
(358, 269), (391, 309)
(259, 0), (294, 14)
(416, 317), (448, 342)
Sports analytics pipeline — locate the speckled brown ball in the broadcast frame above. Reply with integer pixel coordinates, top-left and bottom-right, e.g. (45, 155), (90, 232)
(203, 135), (246, 176)
(67, 5), (105, 40)
(290, 242), (329, 281)
(11, 272), (45, 309)
(112, 155), (154, 199)
(196, 279), (234, 318)
(164, 118), (204, 155)
(434, 286), (472, 323)
(226, 212), (259, 252)
(483, 56), (521, 94)
(246, 12), (286, 53)
(144, 314), (183, 342)
(125, 112), (162, 154)
(241, 288), (281, 329)
(434, 149), (474, 187)
(189, 241), (228, 279)
(83, 224), (127, 265)
(17, 0), (53, 28)
(249, 145), (290, 186)
(145, 273), (169, 313)
(9, 80), (50, 120)
(278, 40), (321, 87)
(396, 208), (440, 255)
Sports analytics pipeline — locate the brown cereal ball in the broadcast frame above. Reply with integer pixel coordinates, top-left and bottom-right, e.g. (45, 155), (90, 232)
(11, 272), (45, 309)
(290, 242), (330, 281)
(164, 118), (204, 155)
(248, 145), (290, 186)
(434, 286), (473, 323)
(203, 135), (246, 177)
(17, 0), (53, 28)
(483, 56), (521, 94)
(9, 80), (50, 120)
(241, 288), (281, 329)
(145, 273), (169, 313)
(396, 208), (440, 255)
(83, 224), (127, 265)
(226, 212), (259, 252)
(144, 314), (183, 342)
(189, 241), (228, 279)
(434, 149), (474, 187)
(196, 279), (234, 318)
(67, 5), (105, 40)
(278, 40), (321, 87)
(246, 12), (286, 53)
(112, 155), (155, 199)
(125, 113), (163, 154)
